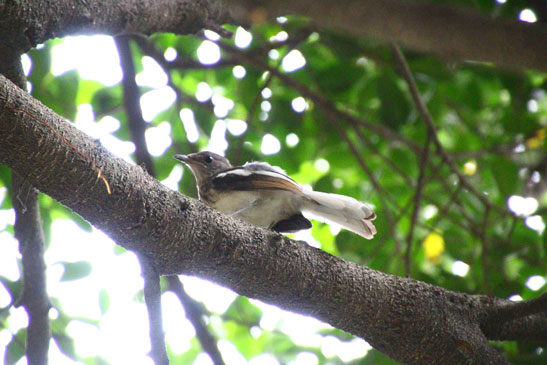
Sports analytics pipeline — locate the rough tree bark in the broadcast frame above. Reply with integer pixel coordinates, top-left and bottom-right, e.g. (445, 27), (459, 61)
(1, 74), (546, 364)
(0, 0), (243, 55)
(1, 0), (546, 364)
(2, 0), (546, 72)
(231, 0), (547, 73)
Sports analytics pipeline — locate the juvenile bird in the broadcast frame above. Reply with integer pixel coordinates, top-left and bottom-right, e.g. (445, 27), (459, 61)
(175, 151), (376, 239)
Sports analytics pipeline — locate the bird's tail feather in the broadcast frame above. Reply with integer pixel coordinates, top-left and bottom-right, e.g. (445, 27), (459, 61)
(302, 191), (376, 239)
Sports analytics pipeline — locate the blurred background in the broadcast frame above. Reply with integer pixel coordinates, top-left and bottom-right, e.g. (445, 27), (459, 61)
(0, 0), (546, 364)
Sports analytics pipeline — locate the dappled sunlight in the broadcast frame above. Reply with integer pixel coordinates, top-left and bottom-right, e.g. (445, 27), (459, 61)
(226, 119), (247, 136)
(282, 50), (306, 72)
(3, 2), (546, 362)
(285, 133), (299, 147)
(197, 40), (221, 65)
(451, 260), (470, 277)
(196, 81), (213, 102)
(235, 27), (253, 49)
(208, 120), (228, 154)
(51, 35), (122, 86)
(145, 121), (172, 156)
(507, 195), (538, 217)
(180, 108), (200, 143)
(261, 133), (281, 155)
(291, 97), (307, 113)
(140, 86), (176, 121)
(212, 93), (235, 118)
(232, 65), (246, 79)
(136, 56), (168, 88)
(525, 275), (546, 291)
(519, 9), (537, 23)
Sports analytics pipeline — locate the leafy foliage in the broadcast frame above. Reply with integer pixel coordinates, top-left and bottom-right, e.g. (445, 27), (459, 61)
(1, 1), (546, 364)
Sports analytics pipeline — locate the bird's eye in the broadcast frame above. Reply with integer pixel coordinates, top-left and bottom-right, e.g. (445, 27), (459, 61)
(205, 155), (213, 163)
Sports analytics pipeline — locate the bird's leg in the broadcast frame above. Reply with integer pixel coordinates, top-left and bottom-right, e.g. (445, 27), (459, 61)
(227, 199), (260, 218)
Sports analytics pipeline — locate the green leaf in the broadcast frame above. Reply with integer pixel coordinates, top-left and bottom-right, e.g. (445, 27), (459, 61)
(53, 333), (76, 359)
(60, 261), (92, 281)
(488, 157), (520, 200)
(4, 329), (26, 365)
(377, 71), (410, 129)
(99, 289), (110, 314)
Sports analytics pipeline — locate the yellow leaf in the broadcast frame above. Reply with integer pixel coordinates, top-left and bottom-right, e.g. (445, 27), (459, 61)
(423, 232), (445, 263)
(526, 136), (542, 149)
(527, 128), (546, 149)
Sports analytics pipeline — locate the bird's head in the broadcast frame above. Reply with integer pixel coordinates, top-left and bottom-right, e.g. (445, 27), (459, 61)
(174, 151), (232, 183)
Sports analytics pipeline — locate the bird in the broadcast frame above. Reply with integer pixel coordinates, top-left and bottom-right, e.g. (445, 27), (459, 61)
(174, 151), (376, 239)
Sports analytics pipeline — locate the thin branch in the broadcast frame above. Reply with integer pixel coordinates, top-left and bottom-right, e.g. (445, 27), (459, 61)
(404, 129), (432, 276)
(329, 121), (404, 251)
(138, 254), (169, 365)
(12, 174), (51, 365)
(116, 36), (169, 364)
(2, 54), (51, 365)
(116, 36), (224, 364)
(217, 41), (422, 152)
(166, 277), (225, 365)
(390, 43), (510, 217)
(115, 36), (156, 175)
(479, 207), (492, 295)
(135, 36), (239, 70)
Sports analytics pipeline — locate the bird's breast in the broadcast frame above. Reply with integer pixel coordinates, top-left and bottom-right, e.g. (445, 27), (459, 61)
(200, 187), (303, 229)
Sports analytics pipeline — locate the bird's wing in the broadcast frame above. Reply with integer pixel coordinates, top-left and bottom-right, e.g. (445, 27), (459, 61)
(212, 167), (302, 194)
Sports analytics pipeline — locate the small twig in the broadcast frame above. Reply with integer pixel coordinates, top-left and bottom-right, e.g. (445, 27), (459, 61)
(389, 43), (507, 216)
(217, 41), (422, 153)
(479, 207), (492, 295)
(346, 118), (416, 188)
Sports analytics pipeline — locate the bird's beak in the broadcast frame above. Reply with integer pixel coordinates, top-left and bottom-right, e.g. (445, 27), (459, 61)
(174, 154), (191, 164)
(174, 154), (202, 170)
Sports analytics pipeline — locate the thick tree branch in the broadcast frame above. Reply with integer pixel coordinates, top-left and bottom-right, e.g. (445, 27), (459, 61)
(2, 72), (541, 364)
(0, 0), (244, 55)
(231, 0), (547, 73)
(480, 294), (547, 341)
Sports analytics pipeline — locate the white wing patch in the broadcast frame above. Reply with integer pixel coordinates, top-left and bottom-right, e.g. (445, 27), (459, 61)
(243, 161), (287, 175)
(216, 166), (297, 185)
